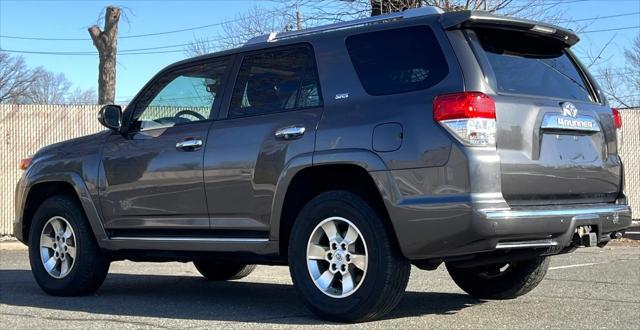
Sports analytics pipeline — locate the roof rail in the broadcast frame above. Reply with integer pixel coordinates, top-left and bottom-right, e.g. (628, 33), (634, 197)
(244, 6), (444, 45)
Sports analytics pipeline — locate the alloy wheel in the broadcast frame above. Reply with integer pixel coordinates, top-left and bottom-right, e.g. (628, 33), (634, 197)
(40, 216), (77, 279)
(306, 217), (368, 298)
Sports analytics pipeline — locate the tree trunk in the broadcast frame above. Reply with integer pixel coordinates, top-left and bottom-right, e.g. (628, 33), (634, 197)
(370, 0), (421, 16)
(88, 6), (120, 105)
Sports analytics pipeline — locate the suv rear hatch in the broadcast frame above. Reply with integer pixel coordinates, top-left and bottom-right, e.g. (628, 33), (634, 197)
(445, 13), (622, 206)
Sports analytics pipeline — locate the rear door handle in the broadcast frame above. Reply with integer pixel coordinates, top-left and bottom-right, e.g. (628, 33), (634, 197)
(275, 126), (306, 140)
(176, 139), (203, 151)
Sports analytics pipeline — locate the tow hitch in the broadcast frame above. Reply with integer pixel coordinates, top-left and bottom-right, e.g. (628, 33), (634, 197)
(574, 225), (598, 247)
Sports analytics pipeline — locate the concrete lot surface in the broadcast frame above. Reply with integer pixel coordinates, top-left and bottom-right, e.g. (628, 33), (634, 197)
(0, 242), (638, 329)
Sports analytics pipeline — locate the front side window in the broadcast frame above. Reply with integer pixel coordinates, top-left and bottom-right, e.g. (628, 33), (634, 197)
(132, 59), (228, 130)
(229, 45), (321, 118)
(346, 26), (449, 96)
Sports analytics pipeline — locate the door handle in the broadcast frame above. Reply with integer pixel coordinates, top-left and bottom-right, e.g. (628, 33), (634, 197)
(176, 139), (203, 151)
(275, 126), (306, 140)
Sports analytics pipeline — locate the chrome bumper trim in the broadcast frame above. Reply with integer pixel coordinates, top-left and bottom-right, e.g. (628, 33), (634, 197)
(482, 205), (629, 220)
(495, 240), (558, 249)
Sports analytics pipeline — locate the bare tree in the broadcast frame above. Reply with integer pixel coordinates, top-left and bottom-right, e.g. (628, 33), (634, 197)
(65, 88), (98, 105)
(23, 69), (71, 104)
(219, 6), (296, 49)
(292, 0), (564, 23)
(88, 6), (121, 104)
(185, 0), (567, 55)
(0, 52), (97, 105)
(184, 36), (218, 58)
(185, 5), (296, 56)
(596, 34), (640, 108)
(624, 34), (640, 94)
(0, 52), (37, 104)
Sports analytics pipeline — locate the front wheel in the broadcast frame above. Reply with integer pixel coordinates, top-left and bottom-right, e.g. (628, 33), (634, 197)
(446, 257), (550, 299)
(28, 196), (110, 296)
(288, 190), (410, 323)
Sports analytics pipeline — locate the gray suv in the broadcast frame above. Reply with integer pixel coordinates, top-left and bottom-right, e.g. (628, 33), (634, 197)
(14, 7), (632, 322)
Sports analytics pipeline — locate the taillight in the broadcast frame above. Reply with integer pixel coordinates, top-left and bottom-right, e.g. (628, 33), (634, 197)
(19, 157), (33, 170)
(433, 92), (496, 146)
(612, 108), (622, 129)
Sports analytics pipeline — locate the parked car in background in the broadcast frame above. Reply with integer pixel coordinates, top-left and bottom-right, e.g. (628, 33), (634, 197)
(14, 7), (632, 322)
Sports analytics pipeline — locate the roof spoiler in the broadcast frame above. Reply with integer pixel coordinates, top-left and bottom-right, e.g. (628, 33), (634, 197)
(439, 11), (579, 46)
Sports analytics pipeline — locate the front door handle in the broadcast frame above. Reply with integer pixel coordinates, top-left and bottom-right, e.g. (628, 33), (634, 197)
(176, 139), (203, 151)
(275, 126), (306, 140)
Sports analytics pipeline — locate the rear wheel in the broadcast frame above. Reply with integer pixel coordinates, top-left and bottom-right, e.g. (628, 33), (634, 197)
(446, 257), (550, 299)
(288, 190), (410, 322)
(193, 261), (256, 281)
(28, 195), (110, 296)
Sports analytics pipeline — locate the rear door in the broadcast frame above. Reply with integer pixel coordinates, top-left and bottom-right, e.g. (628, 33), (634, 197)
(469, 28), (621, 205)
(203, 44), (323, 234)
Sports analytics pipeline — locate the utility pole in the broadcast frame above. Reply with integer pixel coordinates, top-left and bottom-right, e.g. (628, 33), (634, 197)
(88, 6), (120, 105)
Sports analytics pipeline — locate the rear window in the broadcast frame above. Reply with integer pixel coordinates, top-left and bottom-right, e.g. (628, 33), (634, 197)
(475, 29), (594, 102)
(346, 26), (449, 96)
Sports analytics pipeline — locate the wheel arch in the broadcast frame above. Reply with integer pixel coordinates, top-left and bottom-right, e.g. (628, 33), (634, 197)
(19, 173), (107, 244)
(272, 150), (400, 260)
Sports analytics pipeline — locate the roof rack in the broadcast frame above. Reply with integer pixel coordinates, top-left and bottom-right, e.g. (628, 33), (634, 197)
(244, 6), (444, 45)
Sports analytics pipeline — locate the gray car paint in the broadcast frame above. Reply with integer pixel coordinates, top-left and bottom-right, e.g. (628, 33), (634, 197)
(14, 10), (632, 263)
(99, 121), (212, 230)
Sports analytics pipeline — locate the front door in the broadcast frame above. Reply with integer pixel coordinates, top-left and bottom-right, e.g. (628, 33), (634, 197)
(99, 57), (231, 233)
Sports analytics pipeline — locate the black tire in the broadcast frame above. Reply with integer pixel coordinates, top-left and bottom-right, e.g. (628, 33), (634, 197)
(28, 195), (110, 296)
(288, 190), (410, 323)
(446, 256), (550, 300)
(193, 261), (257, 281)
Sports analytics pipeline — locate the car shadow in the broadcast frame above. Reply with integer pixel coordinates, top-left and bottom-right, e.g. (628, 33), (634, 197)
(0, 269), (483, 324)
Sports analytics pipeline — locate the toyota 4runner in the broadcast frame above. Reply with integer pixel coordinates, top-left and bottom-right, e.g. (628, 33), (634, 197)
(14, 7), (632, 322)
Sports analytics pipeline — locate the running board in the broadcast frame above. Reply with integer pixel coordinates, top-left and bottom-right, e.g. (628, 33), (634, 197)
(109, 236), (269, 243)
(100, 236), (277, 255)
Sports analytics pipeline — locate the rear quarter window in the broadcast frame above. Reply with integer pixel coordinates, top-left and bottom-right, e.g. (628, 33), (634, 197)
(346, 25), (449, 96)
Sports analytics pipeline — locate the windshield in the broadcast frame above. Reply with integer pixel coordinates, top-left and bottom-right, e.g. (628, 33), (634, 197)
(475, 28), (594, 103)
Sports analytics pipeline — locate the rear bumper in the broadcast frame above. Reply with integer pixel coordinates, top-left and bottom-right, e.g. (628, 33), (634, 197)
(479, 203), (631, 247)
(389, 199), (632, 260)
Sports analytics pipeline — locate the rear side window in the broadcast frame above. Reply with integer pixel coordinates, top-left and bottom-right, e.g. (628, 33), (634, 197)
(229, 45), (321, 118)
(346, 26), (449, 96)
(475, 29), (593, 102)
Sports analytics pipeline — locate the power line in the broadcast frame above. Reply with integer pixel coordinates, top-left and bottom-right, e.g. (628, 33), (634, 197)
(0, 8), (282, 41)
(2, 2), (635, 41)
(0, 34), (234, 55)
(3, 21), (639, 56)
(0, 49), (186, 56)
(556, 11), (639, 23)
(583, 26), (640, 33)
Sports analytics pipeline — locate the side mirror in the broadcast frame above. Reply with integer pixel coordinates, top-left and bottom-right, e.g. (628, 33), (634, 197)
(98, 104), (122, 130)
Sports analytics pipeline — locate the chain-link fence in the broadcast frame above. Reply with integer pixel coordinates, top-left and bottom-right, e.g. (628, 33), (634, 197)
(0, 105), (638, 235)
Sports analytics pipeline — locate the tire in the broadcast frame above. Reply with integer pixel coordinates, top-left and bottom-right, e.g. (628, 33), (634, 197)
(288, 190), (410, 323)
(446, 256), (550, 300)
(28, 195), (110, 296)
(193, 261), (256, 281)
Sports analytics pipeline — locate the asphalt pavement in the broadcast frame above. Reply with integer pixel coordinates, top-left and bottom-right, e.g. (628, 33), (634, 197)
(0, 241), (638, 329)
